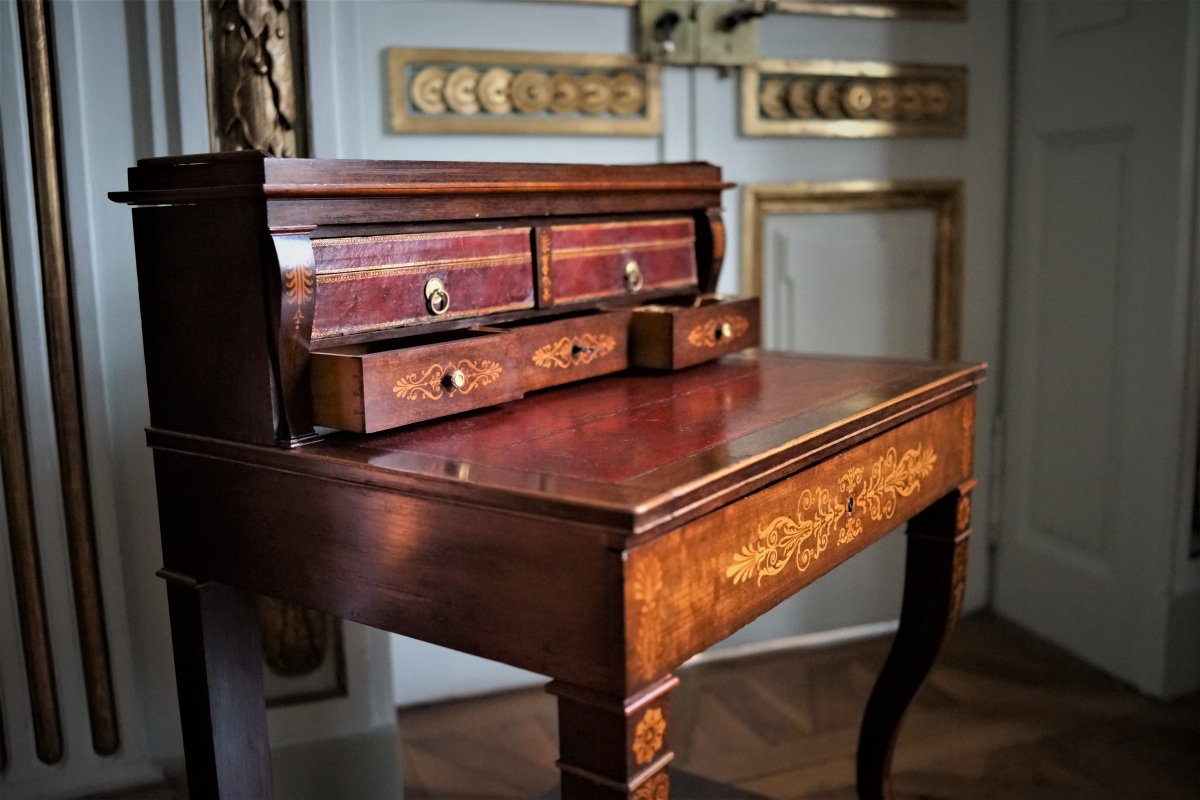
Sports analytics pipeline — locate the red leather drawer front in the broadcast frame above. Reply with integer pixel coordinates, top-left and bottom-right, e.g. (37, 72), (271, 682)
(311, 228), (535, 339)
(538, 218), (697, 307)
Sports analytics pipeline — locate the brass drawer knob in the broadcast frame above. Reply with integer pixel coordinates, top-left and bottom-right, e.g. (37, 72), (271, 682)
(425, 278), (451, 316)
(716, 321), (734, 340)
(442, 368), (466, 391)
(625, 260), (644, 293)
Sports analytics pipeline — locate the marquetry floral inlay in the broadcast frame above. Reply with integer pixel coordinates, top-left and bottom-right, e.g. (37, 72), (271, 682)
(725, 444), (937, 585)
(531, 333), (616, 369)
(633, 772), (670, 800)
(284, 265), (314, 330)
(630, 557), (664, 681)
(632, 707), (666, 766)
(392, 359), (503, 401)
(687, 314), (749, 348)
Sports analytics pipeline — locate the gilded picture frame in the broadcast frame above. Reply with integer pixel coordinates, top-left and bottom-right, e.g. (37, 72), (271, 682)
(741, 181), (963, 360)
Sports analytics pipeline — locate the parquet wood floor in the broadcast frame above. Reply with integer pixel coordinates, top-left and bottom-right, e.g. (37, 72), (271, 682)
(397, 614), (1200, 799)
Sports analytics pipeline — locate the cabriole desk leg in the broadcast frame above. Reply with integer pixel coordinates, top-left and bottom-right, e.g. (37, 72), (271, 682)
(161, 570), (273, 800)
(547, 674), (679, 799)
(856, 481), (974, 800)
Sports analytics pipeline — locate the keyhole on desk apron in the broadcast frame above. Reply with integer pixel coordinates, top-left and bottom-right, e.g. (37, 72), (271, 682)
(846, 497), (854, 515)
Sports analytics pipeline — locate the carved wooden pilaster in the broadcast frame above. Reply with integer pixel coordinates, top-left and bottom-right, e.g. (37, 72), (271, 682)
(204, 0), (309, 156)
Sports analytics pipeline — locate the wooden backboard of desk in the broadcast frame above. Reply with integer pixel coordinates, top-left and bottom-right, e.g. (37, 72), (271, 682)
(113, 153), (983, 800)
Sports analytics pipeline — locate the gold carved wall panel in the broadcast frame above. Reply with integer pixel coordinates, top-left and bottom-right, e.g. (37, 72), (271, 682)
(743, 59), (967, 138)
(389, 48), (661, 136)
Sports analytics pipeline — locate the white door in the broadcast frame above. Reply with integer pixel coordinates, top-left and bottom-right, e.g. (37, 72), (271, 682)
(995, 0), (1200, 696)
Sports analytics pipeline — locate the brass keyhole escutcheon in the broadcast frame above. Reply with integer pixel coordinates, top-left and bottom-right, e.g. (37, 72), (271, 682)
(716, 321), (734, 340)
(442, 368), (466, 391)
(425, 277), (451, 316)
(625, 260), (644, 293)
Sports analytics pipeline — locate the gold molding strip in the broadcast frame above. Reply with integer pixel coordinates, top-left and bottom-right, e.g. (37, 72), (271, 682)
(772, 0), (966, 20)
(389, 48), (661, 137)
(0, 153), (63, 765)
(18, 0), (118, 756)
(741, 180), (963, 360)
(743, 59), (967, 138)
(202, 0), (310, 155)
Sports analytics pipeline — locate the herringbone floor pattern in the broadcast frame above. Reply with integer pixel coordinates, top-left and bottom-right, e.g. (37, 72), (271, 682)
(398, 614), (1200, 799)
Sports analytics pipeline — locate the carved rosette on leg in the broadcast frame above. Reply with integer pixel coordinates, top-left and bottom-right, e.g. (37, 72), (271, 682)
(549, 675), (678, 799)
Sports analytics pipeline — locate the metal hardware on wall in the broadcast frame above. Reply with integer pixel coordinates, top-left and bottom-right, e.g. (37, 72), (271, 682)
(741, 181), (963, 360)
(639, 1), (761, 66)
(16, 0), (119, 758)
(772, 0), (966, 20)
(743, 59), (967, 138)
(389, 48), (662, 136)
(202, 0), (310, 155)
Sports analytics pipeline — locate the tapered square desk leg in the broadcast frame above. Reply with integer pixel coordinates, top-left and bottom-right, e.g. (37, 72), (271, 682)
(162, 570), (273, 800)
(856, 482), (973, 800)
(548, 674), (678, 799)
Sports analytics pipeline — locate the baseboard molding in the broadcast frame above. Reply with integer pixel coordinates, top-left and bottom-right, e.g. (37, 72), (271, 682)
(682, 619), (900, 668)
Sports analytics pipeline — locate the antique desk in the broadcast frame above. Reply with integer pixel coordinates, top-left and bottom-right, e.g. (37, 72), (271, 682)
(113, 154), (984, 799)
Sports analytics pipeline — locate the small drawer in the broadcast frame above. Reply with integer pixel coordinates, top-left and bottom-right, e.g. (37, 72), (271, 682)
(630, 295), (761, 370)
(536, 218), (697, 307)
(310, 329), (523, 433)
(310, 228), (535, 339)
(500, 310), (633, 393)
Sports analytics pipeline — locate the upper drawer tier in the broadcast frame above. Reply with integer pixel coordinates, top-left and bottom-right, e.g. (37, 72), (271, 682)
(536, 218), (697, 307)
(310, 228), (535, 339)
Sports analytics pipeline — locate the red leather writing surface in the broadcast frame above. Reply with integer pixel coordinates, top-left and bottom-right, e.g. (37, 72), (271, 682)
(311, 228), (534, 338)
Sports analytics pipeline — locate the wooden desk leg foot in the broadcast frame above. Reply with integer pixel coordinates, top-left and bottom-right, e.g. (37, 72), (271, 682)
(856, 482), (973, 800)
(547, 675), (679, 799)
(162, 571), (273, 799)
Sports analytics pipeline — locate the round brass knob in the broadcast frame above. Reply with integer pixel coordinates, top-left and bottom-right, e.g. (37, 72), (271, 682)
(625, 260), (644, 293)
(443, 368), (466, 391)
(425, 278), (450, 316)
(717, 321), (734, 340)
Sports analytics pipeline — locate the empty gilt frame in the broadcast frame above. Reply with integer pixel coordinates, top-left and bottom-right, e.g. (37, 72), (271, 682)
(389, 48), (661, 136)
(743, 59), (967, 138)
(741, 181), (963, 360)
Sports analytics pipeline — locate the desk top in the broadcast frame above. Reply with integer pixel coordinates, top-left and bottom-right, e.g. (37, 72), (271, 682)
(149, 352), (984, 537)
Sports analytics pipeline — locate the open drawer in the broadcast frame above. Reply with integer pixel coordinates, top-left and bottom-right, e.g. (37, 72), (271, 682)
(497, 309), (633, 393)
(629, 295), (761, 370)
(310, 329), (523, 433)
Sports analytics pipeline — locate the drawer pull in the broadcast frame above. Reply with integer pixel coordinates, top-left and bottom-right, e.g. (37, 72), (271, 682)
(716, 321), (734, 341)
(443, 368), (467, 390)
(425, 278), (451, 316)
(625, 260), (644, 293)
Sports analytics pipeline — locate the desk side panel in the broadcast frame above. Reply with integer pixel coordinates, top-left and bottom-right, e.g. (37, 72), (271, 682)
(152, 450), (627, 691)
(623, 394), (975, 691)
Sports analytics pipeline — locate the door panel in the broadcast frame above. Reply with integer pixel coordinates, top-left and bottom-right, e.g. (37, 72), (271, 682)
(997, 0), (1196, 694)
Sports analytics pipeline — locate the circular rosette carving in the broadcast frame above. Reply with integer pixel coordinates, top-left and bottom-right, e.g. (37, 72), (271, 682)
(842, 80), (874, 119)
(815, 80), (843, 118)
(609, 71), (646, 116)
(923, 81), (952, 120)
(444, 67), (481, 115)
(786, 79), (815, 118)
(872, 80), (900, 120)
(759, 77), (789, 119)
(898, 81), (924, 121)
(511, 70), (552, 114)
(477, 67), (514, 114)
(548, 71), (580, 114)
(578, 73), (612, 116)
(410, 66), (447, 114)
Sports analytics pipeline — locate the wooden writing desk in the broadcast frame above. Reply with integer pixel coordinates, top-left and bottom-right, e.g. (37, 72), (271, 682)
(151, 351), (983, 799)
